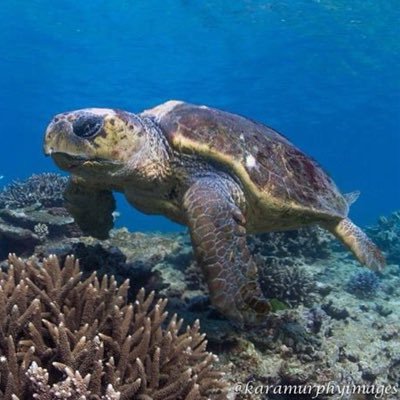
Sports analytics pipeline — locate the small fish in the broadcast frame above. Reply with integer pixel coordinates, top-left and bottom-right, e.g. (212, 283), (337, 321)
(270, 298), (289, 311)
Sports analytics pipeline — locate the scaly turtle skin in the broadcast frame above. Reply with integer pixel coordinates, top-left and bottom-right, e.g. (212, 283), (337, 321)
(43, 101), (385, 324)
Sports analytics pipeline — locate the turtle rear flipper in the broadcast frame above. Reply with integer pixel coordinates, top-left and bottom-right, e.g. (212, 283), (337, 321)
(324, 218), (385, 271)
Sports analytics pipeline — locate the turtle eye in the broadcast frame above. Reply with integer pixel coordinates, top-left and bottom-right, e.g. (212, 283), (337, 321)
(72, 115), (103, 138)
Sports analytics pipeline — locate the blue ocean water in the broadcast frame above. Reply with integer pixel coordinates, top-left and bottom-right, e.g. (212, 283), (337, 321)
(0, 0), (398, 232)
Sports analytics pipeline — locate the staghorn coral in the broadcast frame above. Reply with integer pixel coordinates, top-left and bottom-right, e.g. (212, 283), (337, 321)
(0, 254), (228, 400)
(0, 173), (68, 209)
(26, 362), (121, 400)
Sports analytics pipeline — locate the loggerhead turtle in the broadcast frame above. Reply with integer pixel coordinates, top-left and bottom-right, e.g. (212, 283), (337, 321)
(43, 101), (385, 323)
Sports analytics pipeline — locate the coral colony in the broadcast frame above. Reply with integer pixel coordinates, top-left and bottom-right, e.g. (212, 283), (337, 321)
(0, 174), (68, 209)
(0, 255), (227, 399)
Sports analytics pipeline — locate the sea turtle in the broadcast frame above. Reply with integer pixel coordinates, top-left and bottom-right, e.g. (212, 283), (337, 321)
(43, 100), (385, 323)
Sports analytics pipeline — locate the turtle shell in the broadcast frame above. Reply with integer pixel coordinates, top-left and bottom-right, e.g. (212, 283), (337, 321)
(146, 101), (348, 220)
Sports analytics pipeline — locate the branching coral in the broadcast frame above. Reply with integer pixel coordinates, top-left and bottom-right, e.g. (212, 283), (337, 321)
(259, 258), (316, 307)
(33, 223), (49, 241)
(346, 270), (380, 299)
(0, 254), (228, 399)
(0, 173), (68, 209)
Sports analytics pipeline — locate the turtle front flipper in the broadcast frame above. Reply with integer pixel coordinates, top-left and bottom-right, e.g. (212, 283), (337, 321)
(64, 176), (116, 239)
(324, 218), (385, 271)
(183, 177), (272, 324)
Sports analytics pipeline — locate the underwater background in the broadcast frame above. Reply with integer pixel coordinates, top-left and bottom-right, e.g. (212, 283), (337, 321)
(0, 0), (399, 232)
(1, 2), (400, 399)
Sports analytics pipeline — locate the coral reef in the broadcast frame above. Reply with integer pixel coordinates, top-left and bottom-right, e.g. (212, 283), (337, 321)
(259, 258), (316, 307)
(24, 226), (327, 319)
(1, 171), (400, 400)
(0, 174), (81, 259)
(34, 231), (187, 297)
(0, 254), (227, 399)
(0, 206), (81, 260)
(345, 270), (380, 299)
(248, 225), (334, 263)
(0, 173), (68, 209)
(367, 211), (400, 265)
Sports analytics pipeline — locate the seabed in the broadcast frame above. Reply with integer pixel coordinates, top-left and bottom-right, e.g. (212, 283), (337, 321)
(0, 174), (399, 400)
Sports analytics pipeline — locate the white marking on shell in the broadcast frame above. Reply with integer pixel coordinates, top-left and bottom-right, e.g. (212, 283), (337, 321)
(84, 108), (116, 116)
(245, 154), (257, 169)
(239, 134), (245, 141)
(142, 100), (184, 121)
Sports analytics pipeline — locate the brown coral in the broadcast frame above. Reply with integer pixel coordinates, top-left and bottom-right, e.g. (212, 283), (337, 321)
(0, 254), (228, 399)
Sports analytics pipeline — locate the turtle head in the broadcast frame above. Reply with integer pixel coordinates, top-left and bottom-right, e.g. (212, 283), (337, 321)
(44, 108), (147, 184)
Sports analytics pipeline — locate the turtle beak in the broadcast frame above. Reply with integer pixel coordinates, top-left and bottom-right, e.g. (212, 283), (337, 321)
(43, 115), (97, 161)
(43, 119), (74, 156)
